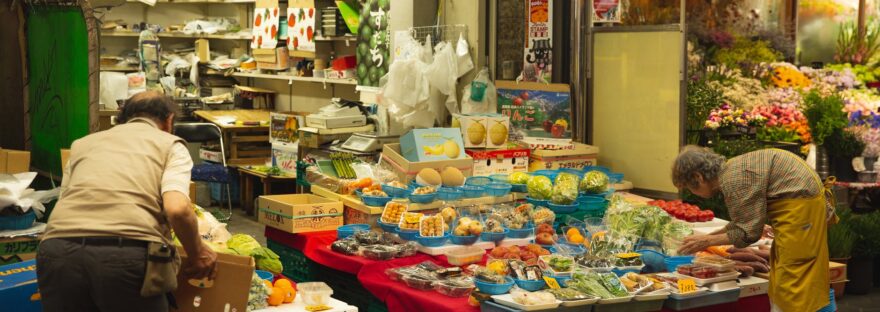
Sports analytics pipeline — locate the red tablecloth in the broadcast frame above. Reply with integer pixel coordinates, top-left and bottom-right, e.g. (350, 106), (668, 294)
(266, 227), (770, 312)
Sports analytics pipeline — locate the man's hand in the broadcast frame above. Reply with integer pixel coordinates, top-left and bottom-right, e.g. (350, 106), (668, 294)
(183, 242), (218, 280)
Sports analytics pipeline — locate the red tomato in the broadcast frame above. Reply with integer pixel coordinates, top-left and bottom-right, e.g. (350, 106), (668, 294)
(686, 211), (699, 222)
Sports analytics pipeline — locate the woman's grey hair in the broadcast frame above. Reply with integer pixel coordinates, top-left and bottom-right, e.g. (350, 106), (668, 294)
(672, 145), (726, 189)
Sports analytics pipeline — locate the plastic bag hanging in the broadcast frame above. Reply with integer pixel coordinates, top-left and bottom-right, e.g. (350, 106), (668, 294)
(461, 67), (497, 114)
(455, 33), (474, 78)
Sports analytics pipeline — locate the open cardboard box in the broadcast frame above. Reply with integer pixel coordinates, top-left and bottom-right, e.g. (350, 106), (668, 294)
(381, 143), (473, 184)
(258, 194), (344, 234)
(0, 259), (40, 312)
(171, 247), (255, 312)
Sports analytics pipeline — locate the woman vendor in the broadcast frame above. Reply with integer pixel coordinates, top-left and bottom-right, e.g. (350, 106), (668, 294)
(672, 146), (835, 312)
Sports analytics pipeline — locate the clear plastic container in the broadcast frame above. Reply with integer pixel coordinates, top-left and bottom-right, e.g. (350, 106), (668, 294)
(445, 245), (486, 266)
(693, 256), (735, 272)
(298, 282), (334, 306)
(380, 199), (409, 224)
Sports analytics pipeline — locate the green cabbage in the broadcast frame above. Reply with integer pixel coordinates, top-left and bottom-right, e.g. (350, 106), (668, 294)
(510, 172), (531, 184)
(580, 171), (609, 194)
(527, 175), (553, 200)
(228, 234), (284, 274)
(551, 173), (579, 205)
(228, 234), (262, 255)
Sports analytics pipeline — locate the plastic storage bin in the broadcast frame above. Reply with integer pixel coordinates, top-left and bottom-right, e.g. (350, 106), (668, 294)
(445, 245), (485, 266)
(337, 224), (370, 239)
(513, 278), (546, 291)
(298, 282), (334, 306)
(608, 173), (625, 183)
(526, 196), (549, 208)
(489, 174), (509, 183)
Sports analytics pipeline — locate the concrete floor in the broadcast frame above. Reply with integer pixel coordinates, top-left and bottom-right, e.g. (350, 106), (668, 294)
(838, 288), (880, 312)
(225, 208), (266, 246)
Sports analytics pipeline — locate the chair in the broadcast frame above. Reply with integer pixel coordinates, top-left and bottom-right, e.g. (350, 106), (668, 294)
(174, 122), (233, 221)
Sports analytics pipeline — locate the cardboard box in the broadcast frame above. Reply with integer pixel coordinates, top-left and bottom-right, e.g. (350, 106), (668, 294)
(195, 39), (210, 63)
(830, 261), (847, 282)
(399, 128), (467, 162)
(529, 142), (599, 171)
(454, 114), (511, 149)
(298, 125), (374, 149)
(171, 249), (253, 312)
(0, 149), (31, 174)
(60, 149), (71, 169)
(305, 114), (366, 129)
(198, 148), (223, 163)
(738, 276), (769, 298)
(271, 143), (297, 176)
(0, 236), (39, 266)
(270, 112), (304, 144)
(324, 68), (356, 79)
(258, 194), (344, 234)
(465, 145), (530, 176)
(0, 259), (40, 312)
(255, 47), (290, 70)
(381, 143), (473, 184)
(519, 137), (575, 150)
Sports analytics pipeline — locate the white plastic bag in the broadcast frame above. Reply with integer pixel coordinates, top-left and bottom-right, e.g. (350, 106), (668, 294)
(99, 72), (129, 109)
(0, 173), (58, 217)
(455, 33), (474, 78)
(461, 68), (497, 114)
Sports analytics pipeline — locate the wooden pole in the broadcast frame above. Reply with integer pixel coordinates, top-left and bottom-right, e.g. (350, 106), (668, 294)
(859, 0), (866, 41)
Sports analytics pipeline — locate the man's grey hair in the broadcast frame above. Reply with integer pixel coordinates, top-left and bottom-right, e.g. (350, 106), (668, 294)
(672, 145), (726, 189)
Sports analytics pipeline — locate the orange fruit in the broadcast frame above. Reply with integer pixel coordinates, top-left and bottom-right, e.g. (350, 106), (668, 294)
(287, 288), (297, 304)
(263, 280), (273, 290)
(569, 234), (585, 244)
(565, 228), (580, 238)
(274, 279), (295, 303)
(268, 287), (285, 306)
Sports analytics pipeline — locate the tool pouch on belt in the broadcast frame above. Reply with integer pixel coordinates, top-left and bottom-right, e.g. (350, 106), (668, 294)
(141, 242), (181, 297)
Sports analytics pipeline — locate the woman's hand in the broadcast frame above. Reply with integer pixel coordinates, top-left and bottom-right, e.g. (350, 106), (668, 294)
(677, 233), (731, 255)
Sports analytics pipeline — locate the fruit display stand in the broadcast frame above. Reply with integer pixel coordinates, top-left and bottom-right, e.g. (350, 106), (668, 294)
(309, 184), (527, 227)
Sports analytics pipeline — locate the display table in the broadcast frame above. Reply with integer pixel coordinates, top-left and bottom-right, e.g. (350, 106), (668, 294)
(193, 109), (271, 165)
(239, 167), (297, 215)
(266, 228), (771, 312)
(253, 293), (358, 312)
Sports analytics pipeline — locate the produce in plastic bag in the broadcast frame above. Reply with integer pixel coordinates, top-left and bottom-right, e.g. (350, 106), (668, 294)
(532, 207), (556, 225)
(580, 171), (610, 194)
(453, 216), (484, 236)
(527, 175), (553, 200)
(509, 172), (531, 185)
(247, 272), (271, 311)
(551, 173), (579, 205)
(331, 238), (361, 255)
(662, 221), (694, 256)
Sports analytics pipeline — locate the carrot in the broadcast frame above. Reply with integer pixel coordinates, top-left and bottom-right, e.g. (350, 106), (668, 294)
(707, 245), (731, 257)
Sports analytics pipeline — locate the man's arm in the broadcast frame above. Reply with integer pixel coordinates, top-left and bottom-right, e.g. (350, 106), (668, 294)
(164, 191), (216, 279)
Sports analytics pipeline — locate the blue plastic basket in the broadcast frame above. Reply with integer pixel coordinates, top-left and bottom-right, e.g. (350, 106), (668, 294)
(460, 185), (485, 198)
(664, 256), (695, 272)
(818, 289), (836, 312)
(397, 228), (419, 241)
(608, 173), (624, 183)
(506, 226), (534, 239)
(466, 176), (492, 186)
(578, 196), (609, 211)
(377, 220), (399, 233)
(337, 224), (370, 239)
(582, 166), (611, 175)
(358, 191), (393, 207)
(437, 187), (463, 201)
(450, 234), (479, 245)
(526, 196), (549, 208)
(559, 168), (585, 179)
(382, 184), (411, 198)
(485, 182), (512, 196)
(416, 234), (449, 247)
(548, 202), (579, 214)
(255, 270), (274, 281)
(481, 228), (509, 243)
(489, 174), (509, 183)
(532, 170), (558, 181)
(511, 183), (528, 193)
(0, 210), (35, 231)
(548, 274), (572, 287)
(612, 266), (645, 276)
(474, 276), (514, 295)
(514, 278), (546, 291)
(409, 192), (437, 204)
(637, 249), (667, 273)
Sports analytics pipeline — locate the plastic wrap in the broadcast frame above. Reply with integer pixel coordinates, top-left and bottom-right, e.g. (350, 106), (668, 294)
(580, 171), (610, 194)
(527, 175), (553, 200)
(551, 173), (579, 205)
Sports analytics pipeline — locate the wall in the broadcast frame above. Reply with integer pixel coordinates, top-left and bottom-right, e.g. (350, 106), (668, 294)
(0, 3), (26, 149)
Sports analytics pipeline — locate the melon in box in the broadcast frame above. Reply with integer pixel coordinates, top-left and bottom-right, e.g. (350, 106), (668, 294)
(399, 128), (467, 162)
(381, 143), (473, 184)
(466, 145), (530, 176)
(258, 194), (344, 234)
(529, 142), (599, 171)
(453, 114), (510, 149)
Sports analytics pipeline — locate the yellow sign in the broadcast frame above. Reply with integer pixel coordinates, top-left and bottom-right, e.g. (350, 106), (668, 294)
(543, 276), (561, 289)
(678, 279), (697, 294)
(305, 305), (332, 312)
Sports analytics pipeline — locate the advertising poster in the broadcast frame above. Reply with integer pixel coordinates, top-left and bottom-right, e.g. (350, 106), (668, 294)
(522, 0), (552, 83)
(287, 5), (316, 53)
(496, 81), (571, 140)
(251, 7), (281, 49)
(593, 0), (622, 23)
(356, 0), (391, 87)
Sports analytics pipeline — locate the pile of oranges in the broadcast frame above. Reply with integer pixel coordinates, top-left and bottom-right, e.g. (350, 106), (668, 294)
(565, 227), (585, 245)
(265, 278), (297, 306)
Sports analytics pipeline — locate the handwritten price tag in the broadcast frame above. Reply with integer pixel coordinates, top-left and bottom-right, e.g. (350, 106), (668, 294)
(543, 276), (561, 289)
(678, 279), (698, 294)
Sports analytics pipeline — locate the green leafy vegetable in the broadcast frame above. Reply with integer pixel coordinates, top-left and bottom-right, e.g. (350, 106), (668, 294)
(551, 173), (579, 205)
(580, 171), (609, 194)
(527, 175), (553, 200)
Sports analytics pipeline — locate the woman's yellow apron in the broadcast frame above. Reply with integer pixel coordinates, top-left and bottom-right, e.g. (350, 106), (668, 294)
(766, 170), (831, 312)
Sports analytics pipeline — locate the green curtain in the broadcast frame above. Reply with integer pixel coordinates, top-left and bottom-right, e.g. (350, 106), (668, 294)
(27, 6), (90, 177)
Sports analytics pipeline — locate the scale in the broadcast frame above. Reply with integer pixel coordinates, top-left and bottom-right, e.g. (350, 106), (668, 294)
(340, 132), (400, 152)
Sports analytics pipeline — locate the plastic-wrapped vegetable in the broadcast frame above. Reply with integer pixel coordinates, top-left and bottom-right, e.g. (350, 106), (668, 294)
(551, 173), (579, 205)
(247, 272), (270, 311)
(569, 270), (614, 299)
(527, 175), (553, 200)
(510, 172), (530, 185)
(662, 221), (694, 256)
(580, 171), (609, 194)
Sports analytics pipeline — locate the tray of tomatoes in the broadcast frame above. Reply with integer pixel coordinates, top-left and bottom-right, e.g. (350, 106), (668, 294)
(648, 200), (714, 222)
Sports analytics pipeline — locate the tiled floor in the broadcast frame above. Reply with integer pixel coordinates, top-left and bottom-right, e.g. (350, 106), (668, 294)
(839, 288), (880, 312)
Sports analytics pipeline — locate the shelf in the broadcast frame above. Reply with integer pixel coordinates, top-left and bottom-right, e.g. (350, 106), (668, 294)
(125, 0), (255, 3)
(232, 72), (357, 85)
(101, 31), (253, 40)
(100, 65), (140, 72)
(314, 36), (357, 42)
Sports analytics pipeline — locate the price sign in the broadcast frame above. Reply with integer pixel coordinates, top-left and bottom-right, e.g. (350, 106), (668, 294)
(543, 276), (561, 289)
(678, 279), (698, 294)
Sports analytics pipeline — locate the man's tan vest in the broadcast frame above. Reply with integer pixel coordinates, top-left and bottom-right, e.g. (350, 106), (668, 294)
(43, 120), (185, 243)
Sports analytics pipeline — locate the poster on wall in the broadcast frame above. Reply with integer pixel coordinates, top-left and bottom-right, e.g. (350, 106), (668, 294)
(251, 7), (280, 49)
(496, 81), (571, 140)
(593, 0), (622, 23)
(521, 0), (552, 83)
(356, 0), (390, 87)
(287, 3), (316, 53)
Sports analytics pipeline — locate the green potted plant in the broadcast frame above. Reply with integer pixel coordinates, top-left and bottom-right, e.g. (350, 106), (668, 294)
(828, 209), (856, 263)
(803, 90), (849, 179)
(846, 210), (880, 294)
(825, 128), (866, 182)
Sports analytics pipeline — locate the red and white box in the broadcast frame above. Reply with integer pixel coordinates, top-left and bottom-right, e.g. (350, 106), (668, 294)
(465, 145), (531, 176)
